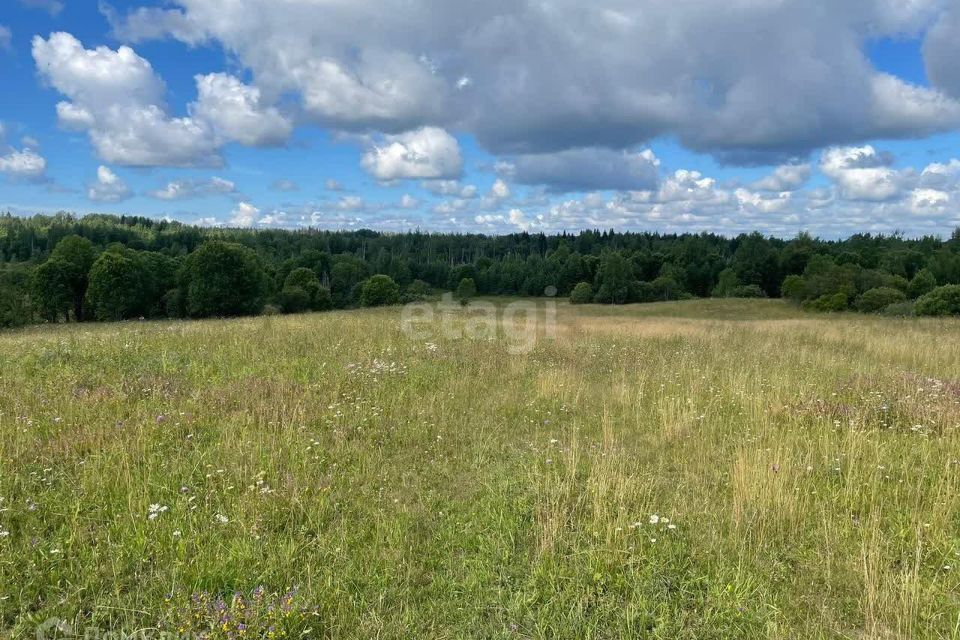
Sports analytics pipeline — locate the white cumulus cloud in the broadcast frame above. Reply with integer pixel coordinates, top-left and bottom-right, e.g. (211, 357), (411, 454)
(820, 145), (906, 201)
(33, 32), (291, 167)
(361, 127), (463, 181)
(752, 164), (812, 192)
(0, 125), (47, 180)
(87, 166), (132, 202)
(149, 176), (236, 200)
(230, 201), (259, 227)
(191, 72), (292, 147)
(0, 148), (47, 180)
(490, 179), (511, 200)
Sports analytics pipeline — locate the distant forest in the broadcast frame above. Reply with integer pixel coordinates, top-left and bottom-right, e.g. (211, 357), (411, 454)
(2, 212), (960, 328)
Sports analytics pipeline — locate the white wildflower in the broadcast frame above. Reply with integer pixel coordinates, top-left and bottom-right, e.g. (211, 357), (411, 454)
(148, 504), (169, 520)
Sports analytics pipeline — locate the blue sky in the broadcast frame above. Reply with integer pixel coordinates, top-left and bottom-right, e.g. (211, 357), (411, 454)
(1, 0), (959, 238)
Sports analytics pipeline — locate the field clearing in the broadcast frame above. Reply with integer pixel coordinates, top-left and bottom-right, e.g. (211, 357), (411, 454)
(2, 299), (960, 638)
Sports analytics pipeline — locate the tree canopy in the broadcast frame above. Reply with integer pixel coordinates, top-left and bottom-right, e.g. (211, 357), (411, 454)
(1, 212), (959, 327)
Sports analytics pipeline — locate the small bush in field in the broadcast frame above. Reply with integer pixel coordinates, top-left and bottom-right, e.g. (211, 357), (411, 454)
(802, 292), (848, 312)
(856, 287), (906, 313)
(279, 285), (311, 313)
(881, 301), (916, 317)
(570, 282), (593, 304)
(455, 278), (477, 304)
(915, 285), (960, 316)
(405, 279), (432, 301)
(727, 284), (765, 299)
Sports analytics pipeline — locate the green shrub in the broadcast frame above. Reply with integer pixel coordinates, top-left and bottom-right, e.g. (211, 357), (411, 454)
(163, 288), (186, 318)
(856, 269), (908, 294)
(908, 269), (937, 299)
(651, 276), (683, 301)
(712, 268), (742, 298)
(279, 285), (311, 313)
(880, 301), (916, 317)
(570, 282), (593, 304)
(634, 281), (656, 303)
(405, 279), (432, 301)
(359, 274), (401, 307)
(283, 267), (331, 311)
(727, 284), (765, 299)
(781, 275), (808, 302)
(802, 292), (849, 312)
(455, 278), (477, 304)
(855, 287), (906, 313)
(915, 285), (960, 316)
(0, 265), (34, 328)
(802, 255), (856, 300)
(314, 286), (333, 311)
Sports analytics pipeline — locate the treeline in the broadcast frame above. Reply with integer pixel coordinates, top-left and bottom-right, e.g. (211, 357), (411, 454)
(1, 212), (960, 328)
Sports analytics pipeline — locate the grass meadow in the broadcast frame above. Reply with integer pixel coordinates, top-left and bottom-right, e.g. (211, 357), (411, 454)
(1, 299), (960, 638)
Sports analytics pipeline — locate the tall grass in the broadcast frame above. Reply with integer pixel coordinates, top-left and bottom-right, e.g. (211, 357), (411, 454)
(1, 299), (958, 638)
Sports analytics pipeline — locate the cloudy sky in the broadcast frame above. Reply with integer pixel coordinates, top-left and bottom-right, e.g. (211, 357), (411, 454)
(1, 0), (960, 238)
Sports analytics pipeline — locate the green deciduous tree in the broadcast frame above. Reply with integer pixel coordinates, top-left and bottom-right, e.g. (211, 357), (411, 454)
(0, 265), (35, 327)
(802, 255), (856, 300)
(330, 256), (370, 307)
(908, 269), (937, 299)
(182, 241), (266, 318)
(712, 268), (742, 298)
(31, 258), (75, 322)
(594, 253), (636, 304)
(651, 275), (684, 301)
(569, 282), (593, 305)
(279, 285), (311, 314)
(731, 233), (780, 296)
(282, 267), (331, 312)
(455, 277), (477, 304)
(86, 250), (150, 320)
(781, 275), (808, 303)
(34, 235), (97, 322)
(359, 274), (401, 307)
